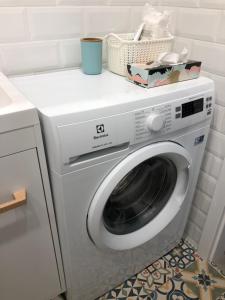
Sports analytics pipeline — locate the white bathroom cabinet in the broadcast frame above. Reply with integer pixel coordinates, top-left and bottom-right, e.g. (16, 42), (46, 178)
(0, 125), (65, 300)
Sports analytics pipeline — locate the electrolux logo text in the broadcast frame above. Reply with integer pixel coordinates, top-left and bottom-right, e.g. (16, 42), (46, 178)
(94, 124), (109, 139)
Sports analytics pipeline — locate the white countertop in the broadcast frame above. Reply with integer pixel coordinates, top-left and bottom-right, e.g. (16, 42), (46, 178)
(0, 72), (38, 133)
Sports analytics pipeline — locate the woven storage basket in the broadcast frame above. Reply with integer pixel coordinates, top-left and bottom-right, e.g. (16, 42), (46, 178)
(106, 33), (174, 76)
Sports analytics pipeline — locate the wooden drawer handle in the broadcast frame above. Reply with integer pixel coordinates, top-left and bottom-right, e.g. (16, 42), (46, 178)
(0, 189), (27, 214)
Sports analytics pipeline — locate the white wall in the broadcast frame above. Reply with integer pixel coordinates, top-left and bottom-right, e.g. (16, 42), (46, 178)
(0, 1), (145, 75)
(167, 1), (225, 247)
(0, 0), (224, 248)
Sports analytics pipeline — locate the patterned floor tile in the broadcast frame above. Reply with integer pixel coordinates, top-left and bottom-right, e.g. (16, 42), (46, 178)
(163, 240), (197, 271)
(216, 292), (225, 300)
(150, 274), (199, 300)
(181, 255), (225, 299)
(98, 276), (150, 300)
(98, 240), (225, 300)
(136, 258), (180, 294)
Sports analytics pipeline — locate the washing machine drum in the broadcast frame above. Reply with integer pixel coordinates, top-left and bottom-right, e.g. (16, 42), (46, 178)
(87, 142), (192, 251)
(103, 156), (177, 235)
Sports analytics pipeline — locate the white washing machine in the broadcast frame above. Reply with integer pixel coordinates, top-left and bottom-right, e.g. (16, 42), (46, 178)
(11, 70), (214, 300)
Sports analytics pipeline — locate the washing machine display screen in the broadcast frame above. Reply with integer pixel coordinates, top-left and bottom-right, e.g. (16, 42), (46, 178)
(182, 98), (204, 118)
(103, 156), (177, 235)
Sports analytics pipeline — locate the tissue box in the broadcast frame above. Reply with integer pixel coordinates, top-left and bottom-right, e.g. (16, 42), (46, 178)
(126, 60), (201, 88)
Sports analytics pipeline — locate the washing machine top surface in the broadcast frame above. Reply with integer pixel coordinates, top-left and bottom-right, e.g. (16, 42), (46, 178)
(10, 68), (214, 174)
(10, 69), (213, 117)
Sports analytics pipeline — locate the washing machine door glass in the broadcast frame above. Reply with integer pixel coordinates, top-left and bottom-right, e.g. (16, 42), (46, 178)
(103, 156), (177, 235)
(87, 142), (192, 251)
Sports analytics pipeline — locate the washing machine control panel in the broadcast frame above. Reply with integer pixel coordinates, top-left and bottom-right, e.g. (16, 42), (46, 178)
(56, 89), (213, 166)
(134, 104), (172, 143)
(134, 92), (214, 144)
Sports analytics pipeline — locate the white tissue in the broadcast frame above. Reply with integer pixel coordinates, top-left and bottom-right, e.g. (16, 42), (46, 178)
(148, 48), (189, 68)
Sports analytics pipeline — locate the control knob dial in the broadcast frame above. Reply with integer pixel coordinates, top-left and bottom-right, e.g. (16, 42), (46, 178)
(146, 113), (165, 132)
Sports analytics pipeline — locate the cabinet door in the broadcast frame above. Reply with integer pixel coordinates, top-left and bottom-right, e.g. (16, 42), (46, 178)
(0, 149), (61, 300)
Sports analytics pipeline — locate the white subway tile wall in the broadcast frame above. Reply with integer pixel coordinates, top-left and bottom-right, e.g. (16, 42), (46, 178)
(0, 0), (56, 6)
(28, 7), (84, 40)
(197, 171), (217, 198)
(207, 130), (225, 159)
(129, 6), (143, 32)
(59, 38), (81, 68)
(84, 6), (130, 36)
(192, 41), (225, 76)
(193, 190), (212, 215)
(0, 0), (224, 247)
(189, 204), (207, 230)
(199, 0), (225, 10)
(202, 151), (223, 179)
(0, 8), (29, 43)
(185, 221), (202, 244)
(0, 41), (60, 74)
(176, 8), (220, 42)
(160, 0), (199, 8)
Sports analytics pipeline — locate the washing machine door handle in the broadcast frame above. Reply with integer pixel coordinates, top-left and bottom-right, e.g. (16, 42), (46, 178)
(87, 142), (192, 251)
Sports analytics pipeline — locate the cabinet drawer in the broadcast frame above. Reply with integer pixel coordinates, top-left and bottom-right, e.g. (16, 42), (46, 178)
(0, 127), (36, 158)
(0, 149), (61, 300)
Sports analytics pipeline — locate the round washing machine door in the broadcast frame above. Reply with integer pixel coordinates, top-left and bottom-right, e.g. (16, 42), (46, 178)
(87, 142), (192, 251)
